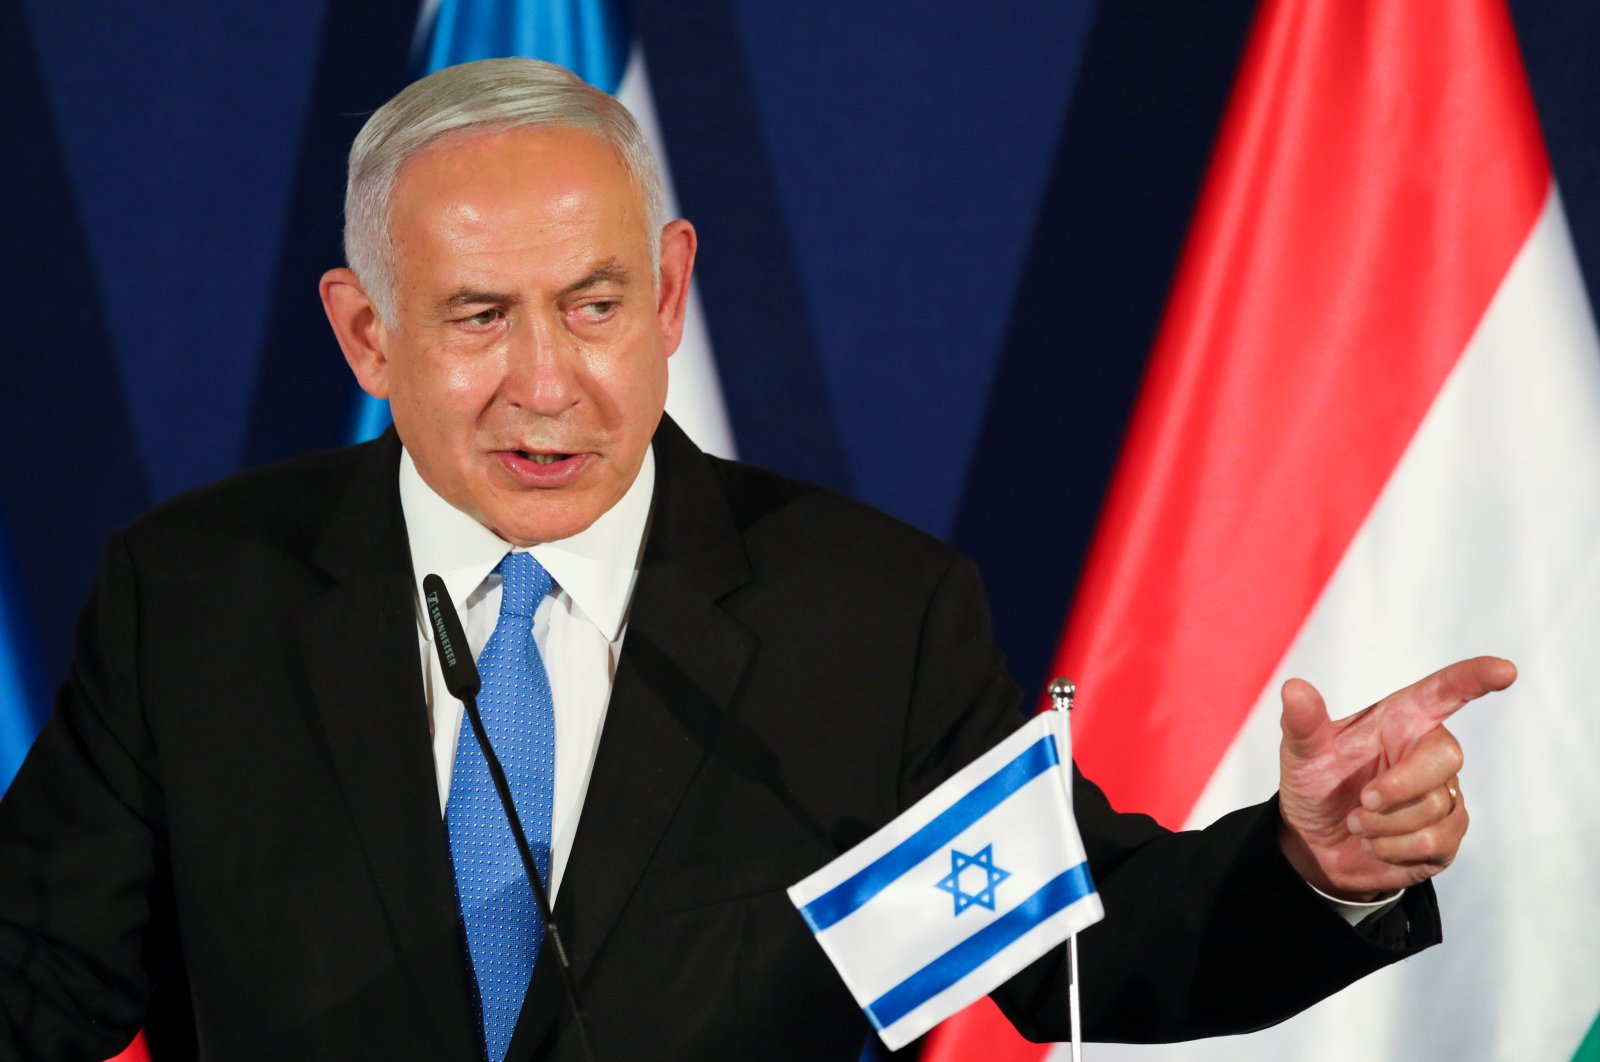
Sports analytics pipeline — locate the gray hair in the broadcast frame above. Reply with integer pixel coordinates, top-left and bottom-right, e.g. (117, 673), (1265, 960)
(343, 57), (667, 324)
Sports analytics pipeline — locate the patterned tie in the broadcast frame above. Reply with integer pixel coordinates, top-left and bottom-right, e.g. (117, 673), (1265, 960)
(446, 551), (556, 1062)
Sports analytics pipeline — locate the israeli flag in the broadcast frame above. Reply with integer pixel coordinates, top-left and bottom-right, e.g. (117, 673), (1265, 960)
(789, 711), (1103, 1050)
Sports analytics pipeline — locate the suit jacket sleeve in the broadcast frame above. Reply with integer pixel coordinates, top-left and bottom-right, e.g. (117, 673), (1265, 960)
(0, 534), (172, 1060)
(895, 552), (1442, 1044)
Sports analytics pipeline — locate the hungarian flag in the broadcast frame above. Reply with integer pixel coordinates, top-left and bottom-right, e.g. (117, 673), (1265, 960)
(923, 0), (1600, 1059)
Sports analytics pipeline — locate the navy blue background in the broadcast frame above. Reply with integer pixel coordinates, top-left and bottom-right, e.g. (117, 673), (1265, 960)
(5, 0), (1599, 770)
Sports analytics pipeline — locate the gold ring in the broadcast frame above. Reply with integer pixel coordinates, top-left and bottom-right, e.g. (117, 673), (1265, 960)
(1445, 778), (1461, 815)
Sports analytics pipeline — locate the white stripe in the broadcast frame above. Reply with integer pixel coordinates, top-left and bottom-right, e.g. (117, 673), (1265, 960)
(615, 47), (738, 459)
(410, 0), (444, 68)
(813, 768), (1080, 1003)
(1071, 189), (1600, 1059)
(791, 715), (1065, 905)
(879, 891), (1104, 1051)
(791, 713), (1101, 1050)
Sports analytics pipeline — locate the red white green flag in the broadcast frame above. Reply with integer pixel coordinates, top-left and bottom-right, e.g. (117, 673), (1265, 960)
(922, 0), (1600, 1058)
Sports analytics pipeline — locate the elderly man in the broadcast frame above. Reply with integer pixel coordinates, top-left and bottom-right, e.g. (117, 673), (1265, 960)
(0, 58), (1511, 1062)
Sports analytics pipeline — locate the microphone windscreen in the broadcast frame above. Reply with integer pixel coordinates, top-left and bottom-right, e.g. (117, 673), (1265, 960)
(422, 573), (481, 701)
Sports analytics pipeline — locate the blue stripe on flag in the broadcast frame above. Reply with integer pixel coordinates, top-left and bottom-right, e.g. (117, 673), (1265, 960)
(798, 734), (1060, 933)
(347, 390), (396, 445)
(425, 0), (630, 91)
(863, 861), (1095, 1033)
(0, 510), (45, 792)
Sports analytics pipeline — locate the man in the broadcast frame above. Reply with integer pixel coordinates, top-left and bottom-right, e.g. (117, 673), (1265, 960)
(0, 58), (1512, 1061)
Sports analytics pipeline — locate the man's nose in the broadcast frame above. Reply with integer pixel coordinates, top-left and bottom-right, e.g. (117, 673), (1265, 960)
(502, 313), (582, 416)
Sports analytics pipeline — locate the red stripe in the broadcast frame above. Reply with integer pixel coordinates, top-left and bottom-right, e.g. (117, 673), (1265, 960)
(917, 996), (1035, 1062)
(106, 1032), (151, 1062)
(1059, 0), (1546, 828)
(924, 1), (1547, 1057)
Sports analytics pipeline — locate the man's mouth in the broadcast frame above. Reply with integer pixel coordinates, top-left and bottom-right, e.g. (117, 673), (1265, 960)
(495, 448), (590, 486)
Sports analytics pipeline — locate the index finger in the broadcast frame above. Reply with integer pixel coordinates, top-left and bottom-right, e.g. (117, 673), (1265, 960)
(1386, 655), (1517, 724)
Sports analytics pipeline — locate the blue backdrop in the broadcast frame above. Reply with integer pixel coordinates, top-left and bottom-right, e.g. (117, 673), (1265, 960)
(5, 0), (1599, 914)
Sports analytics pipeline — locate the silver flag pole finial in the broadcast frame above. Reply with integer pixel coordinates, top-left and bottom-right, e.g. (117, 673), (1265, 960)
(1049, 678), (1075, 713)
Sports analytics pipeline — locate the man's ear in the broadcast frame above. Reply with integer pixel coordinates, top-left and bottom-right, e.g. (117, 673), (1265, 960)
(654, 220), (697, 357)
(320, 268), (392, 398)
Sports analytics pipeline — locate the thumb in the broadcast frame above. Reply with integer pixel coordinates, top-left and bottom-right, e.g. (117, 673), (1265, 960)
(1280, 677), (1333, 760)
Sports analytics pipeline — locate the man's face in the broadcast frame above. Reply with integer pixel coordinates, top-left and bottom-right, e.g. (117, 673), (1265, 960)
(355, 125), (683, 545)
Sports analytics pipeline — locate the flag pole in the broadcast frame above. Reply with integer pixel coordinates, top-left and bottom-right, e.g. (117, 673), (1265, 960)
(1049, 678), (1084, 1062)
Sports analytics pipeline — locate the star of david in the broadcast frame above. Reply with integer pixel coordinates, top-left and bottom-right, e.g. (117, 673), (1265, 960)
(935, 843), (1011, 916)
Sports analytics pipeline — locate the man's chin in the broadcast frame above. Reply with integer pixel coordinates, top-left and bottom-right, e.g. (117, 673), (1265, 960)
(484, 499), (607, 547)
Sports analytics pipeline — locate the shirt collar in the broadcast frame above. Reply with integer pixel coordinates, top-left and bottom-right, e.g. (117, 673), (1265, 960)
(400, 446), (655, 643)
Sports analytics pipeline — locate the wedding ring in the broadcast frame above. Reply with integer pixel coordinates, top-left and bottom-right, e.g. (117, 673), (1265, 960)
(1445, 778), (1461, 815)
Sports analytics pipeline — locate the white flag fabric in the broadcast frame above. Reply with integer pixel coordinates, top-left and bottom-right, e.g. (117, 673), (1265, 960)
(788, 711), (1102, 1051)
(613, 47), (737, 461)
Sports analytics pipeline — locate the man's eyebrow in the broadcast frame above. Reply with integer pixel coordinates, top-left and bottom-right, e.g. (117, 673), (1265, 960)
(443, 288), (522, 308)
(558, 258), (632, 297)
(438, 260), (632, 309)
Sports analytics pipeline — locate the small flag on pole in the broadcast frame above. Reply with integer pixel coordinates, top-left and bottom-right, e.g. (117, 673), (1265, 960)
(788, 711), (1102, 1051)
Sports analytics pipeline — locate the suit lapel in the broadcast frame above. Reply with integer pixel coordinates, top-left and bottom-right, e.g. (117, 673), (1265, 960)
(294, 433), (482, 1058)
(510, 418), (757, 1059)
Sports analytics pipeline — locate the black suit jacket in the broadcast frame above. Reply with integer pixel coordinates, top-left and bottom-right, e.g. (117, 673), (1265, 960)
(0, 418), (1439, 1061)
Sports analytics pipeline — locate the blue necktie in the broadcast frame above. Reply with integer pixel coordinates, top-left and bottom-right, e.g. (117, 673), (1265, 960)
(446, 552), (556, 1062)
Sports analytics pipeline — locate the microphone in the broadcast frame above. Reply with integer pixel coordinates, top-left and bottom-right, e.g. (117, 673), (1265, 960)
(422, 574), (597, 1062)
(423, 575), (479, 702)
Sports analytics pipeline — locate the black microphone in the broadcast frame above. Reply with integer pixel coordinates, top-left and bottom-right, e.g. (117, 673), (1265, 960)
(424, 575), (479, 702)
(422, 574), (597, 1062)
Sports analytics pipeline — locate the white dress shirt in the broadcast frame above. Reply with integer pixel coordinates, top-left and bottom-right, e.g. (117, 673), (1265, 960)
(399, 445), (655, 901)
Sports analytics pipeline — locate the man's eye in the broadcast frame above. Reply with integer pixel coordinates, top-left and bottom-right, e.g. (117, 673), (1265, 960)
(461, 308), (502, 327)
(579, 301), (618, 319)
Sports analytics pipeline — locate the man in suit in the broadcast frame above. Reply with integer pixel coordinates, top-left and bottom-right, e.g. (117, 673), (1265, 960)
(0, 58), (1512, 1061)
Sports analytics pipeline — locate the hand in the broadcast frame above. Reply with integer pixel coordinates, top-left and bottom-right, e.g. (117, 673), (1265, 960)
(1276, 656), (1516, 901)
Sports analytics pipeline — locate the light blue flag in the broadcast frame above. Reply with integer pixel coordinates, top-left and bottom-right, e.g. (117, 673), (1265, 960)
(0, 507), (45, 791)
(788, 711), (1103, 1051)
(348, 0), (632, 444)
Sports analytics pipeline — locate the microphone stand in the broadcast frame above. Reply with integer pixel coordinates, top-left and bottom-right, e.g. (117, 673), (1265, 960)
(425, 575), (599, 1062)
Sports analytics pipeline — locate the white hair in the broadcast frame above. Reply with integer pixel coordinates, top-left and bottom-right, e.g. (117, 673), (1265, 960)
(343, 57), (667, 323)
